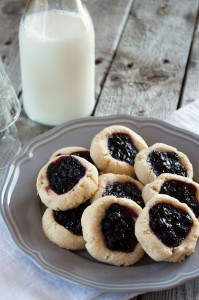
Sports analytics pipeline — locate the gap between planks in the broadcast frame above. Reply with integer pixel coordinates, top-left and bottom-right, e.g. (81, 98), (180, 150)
(92, 0), (135, 116)
(177, 6), (199, 109)
(94, 0), (199, 120)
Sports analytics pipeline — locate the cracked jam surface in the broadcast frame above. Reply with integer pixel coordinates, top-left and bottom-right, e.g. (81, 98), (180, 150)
(108, 132), (138, 165)
(149, 203), (193, 248)
(101, 203), (138, 252)
(160, 180), (199, 217)
(104, 181), (144, 208)
(54, 200), (90, 235)
(147, 150), (187, 177)
(47, 156), (86, 194)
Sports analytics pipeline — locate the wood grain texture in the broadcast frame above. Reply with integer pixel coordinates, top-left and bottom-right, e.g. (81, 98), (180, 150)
(0, 0), (134, 145)
(84, 0), (134, 99)
(94, 0), (199, 120)
(181, 17), (199, 107)
(0, 0), (26, 93)
(0, 0), (134, 98)
(1, 1), (199, 299)
(136, 278), (199, 300)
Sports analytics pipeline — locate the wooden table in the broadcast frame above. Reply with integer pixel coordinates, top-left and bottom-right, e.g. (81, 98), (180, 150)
(0, 0), (199, 299)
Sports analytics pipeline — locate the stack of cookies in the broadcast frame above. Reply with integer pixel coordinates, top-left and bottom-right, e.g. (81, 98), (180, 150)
(37, 125), (199, 266)
(37, 149), (98, 250)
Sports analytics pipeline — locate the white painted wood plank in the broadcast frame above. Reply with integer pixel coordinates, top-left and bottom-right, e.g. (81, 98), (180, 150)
(0, 0), (26, 94)
(139, 279), (199, 300)
(0, 0), (134, 99)
(95, 0), (199, 120)
(181, 20), (199, 107)
(0, 0), (134, 145)
(85, 0), (134, 99)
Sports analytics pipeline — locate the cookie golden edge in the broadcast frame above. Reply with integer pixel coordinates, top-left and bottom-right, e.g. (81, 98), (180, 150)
(90, 125), (148, 177)
(42, 208), (86, 250)
(37, 155), (98, 211)
(134, 143), (193, 185)
(81, 195), (144, 266)
(49, 146), (89, 161)
(92, 173), (144, 204)
(135, 194), (199, 263)
(142, 174), (199, 210)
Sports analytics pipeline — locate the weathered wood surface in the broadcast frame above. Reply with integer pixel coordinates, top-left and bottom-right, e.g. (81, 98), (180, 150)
(0, 0), (25, 94)
(0, 0), (134, 146)
(181, 14), (199, 107)
(1, 0), (199, 300)
(134, 279), (199, 300)
(85, 0), (134, 100)
(95, 0), (199, 120)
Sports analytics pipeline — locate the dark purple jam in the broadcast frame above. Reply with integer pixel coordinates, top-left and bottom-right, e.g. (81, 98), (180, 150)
(71, 150), (94, 165)
(104, 181), (144, 208)
(101, 203), (138, 252)
(147, 150), (187, 177)
(160, 180), (199, 217)
(47, 156), (86, 195)
(71, 150), (99, 171)
(108, 133), (138, 165)
(54, 200), (90, 235)
(149, 203), (193, 248)
(56, 150), (99, 171)
(56, 150), (93, 164)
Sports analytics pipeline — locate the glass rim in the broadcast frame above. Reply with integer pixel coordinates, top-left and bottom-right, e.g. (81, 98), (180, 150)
(0, 100), (21, 132)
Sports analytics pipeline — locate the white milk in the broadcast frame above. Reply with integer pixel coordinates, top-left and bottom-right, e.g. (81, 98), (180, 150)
(19, 9), (95, 126)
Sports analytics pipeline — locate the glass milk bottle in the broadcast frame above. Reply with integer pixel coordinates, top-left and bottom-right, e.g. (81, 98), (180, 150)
(19, 0), (95, 126)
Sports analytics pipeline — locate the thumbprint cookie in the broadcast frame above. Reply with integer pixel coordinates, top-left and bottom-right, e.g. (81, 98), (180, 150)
(135, 195), (199, 262)
(37, 155), (98, 211)
(81, 196), (144, 266)
(90, 125), (148, 177)
(142, 174), (199, 218)
(49, 146), (97, 168)
(92, 173), (144, 208)
(134, 143), (193, 185)
(42, 199), (90, 250)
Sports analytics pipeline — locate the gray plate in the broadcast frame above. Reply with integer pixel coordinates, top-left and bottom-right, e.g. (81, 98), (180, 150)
(1, 114), (199, 295)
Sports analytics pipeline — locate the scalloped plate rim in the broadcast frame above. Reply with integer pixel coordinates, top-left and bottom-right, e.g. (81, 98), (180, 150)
(1, 114), (199, 293)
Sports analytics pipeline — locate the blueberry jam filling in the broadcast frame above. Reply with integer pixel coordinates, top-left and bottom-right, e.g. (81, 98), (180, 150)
(56, 150), (98, 170)
(101, 203), (138, 252)
(104, 181), (144, 208)
(149, 203), (193, 248)
(160, 180), (199, 218)
(108, 133), (138, 165)
(147, 150), (187, 177)
(71, 150), (94, 165)
(56, 150), (93, 164)
(71, 150), (99, 171)
(47, 156), (86, 195)
(54, 200), (90, 235)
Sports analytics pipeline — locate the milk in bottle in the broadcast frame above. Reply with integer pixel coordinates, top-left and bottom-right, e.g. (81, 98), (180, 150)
(19, 1), (95, 126)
